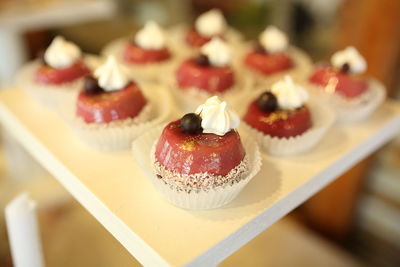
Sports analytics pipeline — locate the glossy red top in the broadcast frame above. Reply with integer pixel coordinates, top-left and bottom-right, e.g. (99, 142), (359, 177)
(244, 51), (293, 75)
(176, 59), (234, 93)
(244, 100), (312, 138)
(34, 60), (90, 85)
(123, 43), (171, 64)
(155, 120), (245, 176)
(76, 83), (147, 123)
(309, 66), (368, 99)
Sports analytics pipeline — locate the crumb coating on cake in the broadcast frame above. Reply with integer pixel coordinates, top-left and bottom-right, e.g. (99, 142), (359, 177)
(152, 152), (250, 193)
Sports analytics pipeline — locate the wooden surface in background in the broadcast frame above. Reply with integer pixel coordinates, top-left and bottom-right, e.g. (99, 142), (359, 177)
(303, 0), (400, 240)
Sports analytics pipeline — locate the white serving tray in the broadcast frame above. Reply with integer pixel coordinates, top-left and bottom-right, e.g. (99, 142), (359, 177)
(0, 89), (399, 267)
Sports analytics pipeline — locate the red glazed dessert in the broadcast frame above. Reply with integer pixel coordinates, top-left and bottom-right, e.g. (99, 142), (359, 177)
(155, 120), (245, 176)
(245, 26), (295, 76)
(309, 47), (369, 99)
(245, 51), (293, 75)
(309, 66), (368, 99)
(186, 9), (227, 48)
(76, 80), (147, 123)
(34, 36), (90, 85)
(76, 56), (148, 124)
(176, 58), (234, 93)
(153, 96), (249, 194)
(123, 43), (171, 64)
(34, 60), (90, 85)
(150, 96), (257, 209)
(244, 77), (312, 138)
(123, 21), (171, 64)
(244, 99), (311, 138)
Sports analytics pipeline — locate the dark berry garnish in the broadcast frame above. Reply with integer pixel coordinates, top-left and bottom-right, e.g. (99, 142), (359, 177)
(37, 50), (47, 65)
(84, 76), (103, 94)
(254, 42), (266, 54)
(257, 92), (278, 112)
(180, 113), (203, 134)
(340, 63), (350, 74)
(195, 54), (210, 66)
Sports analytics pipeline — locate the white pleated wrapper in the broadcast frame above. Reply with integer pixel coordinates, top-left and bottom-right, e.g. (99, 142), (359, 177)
(101, 37), (182, 84)
(239, 45), (313, 87)
(304, 78), (386, 123)
(132, 126), (262, 210)
(15, 55), (101, 109)
(233, 89), (336, 156)
(61, 84), (175, 151)
(167, 24), (245, 58)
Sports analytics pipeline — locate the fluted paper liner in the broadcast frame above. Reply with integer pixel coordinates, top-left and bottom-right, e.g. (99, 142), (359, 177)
(132, 126), (262, 210)
(102, 38), (182, 84)
(238, 94), (335, 156)
(305, 78), (386, 123)
(15, 55), (101, 109)
(15, 61), (81, 108)
(62, 86), (174, 151)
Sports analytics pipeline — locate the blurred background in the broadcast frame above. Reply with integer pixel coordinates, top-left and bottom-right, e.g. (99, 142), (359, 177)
(0, 0), (399, 266)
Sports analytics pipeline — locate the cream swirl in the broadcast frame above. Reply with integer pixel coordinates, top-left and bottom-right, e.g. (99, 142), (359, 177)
(271, 76), (308, 110)
(44, 36), (82, 69)
(200, 38), (231, 67)
(195, 9), (227, 37)
(94, 56), (129, 91)
(135, 21), (166, 50)
(259, 26), (289, 53)
(331, 46), (367, 74)
(195, 96), (240, 136)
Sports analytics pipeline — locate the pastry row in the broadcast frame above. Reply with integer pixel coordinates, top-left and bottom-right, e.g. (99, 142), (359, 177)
(14, 9), (386, 209)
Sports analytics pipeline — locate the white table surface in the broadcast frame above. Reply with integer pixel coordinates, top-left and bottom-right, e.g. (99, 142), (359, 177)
(0, 89), (399, 266)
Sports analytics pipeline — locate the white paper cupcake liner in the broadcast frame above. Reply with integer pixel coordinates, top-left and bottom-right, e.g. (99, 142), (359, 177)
(167, 24), (245, 58)
(101, 37), (182, 84)
(132, 126), (262, 210)
(241, 46), (313, 87)
(305, 78), (386, 123)
(62, 85), (174, 150)
(15, 60), (81, 108)
(15, 55), (101, 109)
(238, 94), (335, 156)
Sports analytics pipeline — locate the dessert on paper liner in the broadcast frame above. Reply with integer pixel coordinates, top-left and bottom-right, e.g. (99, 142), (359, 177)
(16, 36), (100, 108)
(132, 96), (262, 210)
(61, 56), (174, 151)
(102, 21), (182, 84)
(305, 46), (386, 123)
(168, 9), (244, 57)
(236, 76), (335, 156)
(166, 37), (253, 113)
(240, 26), (313, 87)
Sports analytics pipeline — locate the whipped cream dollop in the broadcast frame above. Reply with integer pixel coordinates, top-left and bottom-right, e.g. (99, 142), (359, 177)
(195, 96), (240, 136)
(195, 9), (227, 37)
(200, 38), (231, 67)
(259, 26), (289, 53)
(44, 36), (82, 69)
(94, 56), (129, 91)
(135, 21), (166, 50)
(331, 46), (367, 74)
(271, 76), (308, 110)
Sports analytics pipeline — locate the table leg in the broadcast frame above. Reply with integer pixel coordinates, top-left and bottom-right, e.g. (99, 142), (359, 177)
(0, 29), (27, 88)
